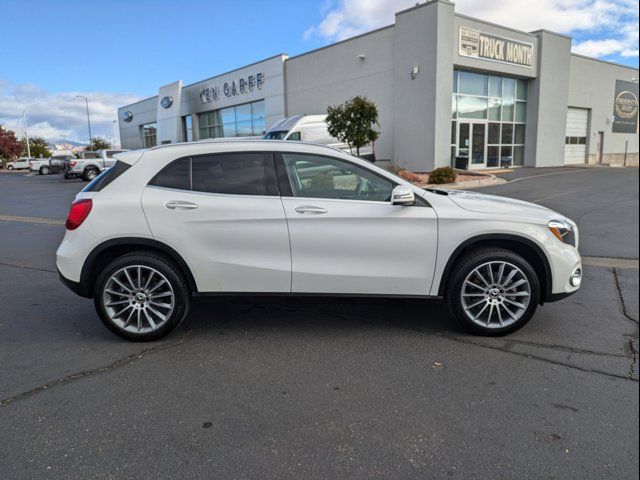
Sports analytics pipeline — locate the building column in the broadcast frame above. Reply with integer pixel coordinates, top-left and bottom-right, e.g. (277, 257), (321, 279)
(393, 0), (455, 172)
(524, 31), (572, 167)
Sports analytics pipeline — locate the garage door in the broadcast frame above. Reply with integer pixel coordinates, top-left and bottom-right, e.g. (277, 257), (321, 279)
(564, 108), (589, 164)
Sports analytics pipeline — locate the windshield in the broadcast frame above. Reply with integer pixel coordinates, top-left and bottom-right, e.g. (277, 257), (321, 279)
(263, 130), (289, 140)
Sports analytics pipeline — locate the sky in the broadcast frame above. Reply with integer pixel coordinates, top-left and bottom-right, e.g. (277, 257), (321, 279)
(0, 0), (638, 144)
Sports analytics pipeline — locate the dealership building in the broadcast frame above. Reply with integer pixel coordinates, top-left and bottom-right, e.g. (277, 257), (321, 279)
(118, 0), (639, 171)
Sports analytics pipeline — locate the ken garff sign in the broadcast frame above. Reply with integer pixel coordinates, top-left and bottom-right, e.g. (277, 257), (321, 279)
(200, 73), (265, 104)
(612, 80), (639, 134)
(459, 27), (534, 68)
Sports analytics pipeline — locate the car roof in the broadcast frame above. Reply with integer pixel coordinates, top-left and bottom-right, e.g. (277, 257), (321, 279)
(145, 138), (345, 155)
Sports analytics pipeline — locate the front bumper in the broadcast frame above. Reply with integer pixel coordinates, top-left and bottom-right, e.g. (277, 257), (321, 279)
(543, 240), (582, 302)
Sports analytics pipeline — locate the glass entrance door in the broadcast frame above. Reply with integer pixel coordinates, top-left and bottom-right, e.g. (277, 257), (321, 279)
(457, 122), (486, 169)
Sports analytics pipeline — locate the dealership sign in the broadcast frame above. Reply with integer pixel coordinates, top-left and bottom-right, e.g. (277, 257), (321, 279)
(199, 73), (265, 104)
(459, 27), (534, 68)
(612, 80), (639, 134)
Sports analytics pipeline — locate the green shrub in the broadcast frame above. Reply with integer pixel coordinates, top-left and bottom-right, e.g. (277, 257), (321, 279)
(428, 167), (457, 185)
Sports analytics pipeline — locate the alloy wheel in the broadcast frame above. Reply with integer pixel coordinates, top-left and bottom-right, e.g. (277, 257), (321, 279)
(460, 261), (531, 329)
(102, 265), (175, 334)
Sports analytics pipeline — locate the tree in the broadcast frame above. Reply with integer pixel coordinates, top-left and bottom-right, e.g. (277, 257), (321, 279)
(22, 136), (51, 158)
(85, 137), (112, 151)
(0, 126), (23, 168)
(326, 96), (380, 156)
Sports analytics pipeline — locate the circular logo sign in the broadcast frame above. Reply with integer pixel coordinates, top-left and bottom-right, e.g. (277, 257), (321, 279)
(615, 90), (638, 119)
(160, 96), (174, 109)
(123, 110), (133, 123)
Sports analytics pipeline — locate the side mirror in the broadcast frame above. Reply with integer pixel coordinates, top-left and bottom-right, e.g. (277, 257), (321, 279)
(391, 185), (415, 206)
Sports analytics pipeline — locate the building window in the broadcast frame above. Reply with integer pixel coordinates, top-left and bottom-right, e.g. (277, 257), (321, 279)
(198, 100), (266, 140)
(182, 115), (193, 142)
(141, 122), (157, 148)
(452, 70), (527, 168)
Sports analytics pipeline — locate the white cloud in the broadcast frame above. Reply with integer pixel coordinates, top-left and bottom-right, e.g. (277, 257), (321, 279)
(304, 0), (639, 62)
(573, 38), (638, 57)
(0, 80), (140, 144)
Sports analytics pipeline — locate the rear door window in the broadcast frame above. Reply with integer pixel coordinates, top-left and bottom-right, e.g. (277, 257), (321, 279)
(191, 153), (277, 196)
(148, 153), (278, 196)
(149, 158), (190, 190)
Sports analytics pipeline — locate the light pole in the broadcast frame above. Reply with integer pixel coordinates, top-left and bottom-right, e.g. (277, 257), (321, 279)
(112, 120), (119, 149)
(23, 111), (31, 158)
(76, 95), (92, 148)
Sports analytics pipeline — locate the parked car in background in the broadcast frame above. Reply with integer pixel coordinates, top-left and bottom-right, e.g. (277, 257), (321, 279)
(64, 149), (129, 181)
(6, 158), (33, 170)
(263, 115), (374, 160)
(57, 140), (582, 341)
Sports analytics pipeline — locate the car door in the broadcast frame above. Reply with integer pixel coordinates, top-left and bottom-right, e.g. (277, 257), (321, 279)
(277, 152), (438, 296)
(141, 152), (291, 293)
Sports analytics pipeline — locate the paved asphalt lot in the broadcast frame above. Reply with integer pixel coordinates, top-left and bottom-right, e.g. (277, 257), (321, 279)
(0, 167), (638, 479)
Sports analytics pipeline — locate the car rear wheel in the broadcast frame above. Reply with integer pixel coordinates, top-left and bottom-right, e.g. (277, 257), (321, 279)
(446, 248), (540, 336)
(94, 252), (191, 341)
(7, 165), (14, 170)
(40, 166), (50, 175)
(83, 168), (99, 181)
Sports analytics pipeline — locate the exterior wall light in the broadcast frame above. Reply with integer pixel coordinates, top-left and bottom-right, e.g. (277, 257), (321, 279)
(410, 64), (419, 80)
(356, 54), (366, 61)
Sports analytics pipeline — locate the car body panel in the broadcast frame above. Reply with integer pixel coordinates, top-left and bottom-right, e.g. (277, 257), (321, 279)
(141, 186), (292, 292)
(56, 140), (582, 304)
(281, 196), (438, 295)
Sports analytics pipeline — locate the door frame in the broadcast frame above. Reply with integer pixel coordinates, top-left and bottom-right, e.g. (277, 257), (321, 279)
(595, 131), (604, 164)
(456, 120), (488, 170)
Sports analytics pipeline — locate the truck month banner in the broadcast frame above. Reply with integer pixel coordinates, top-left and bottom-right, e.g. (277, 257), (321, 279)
(612, 80), (639, 134)
(459, 27), (534, 68)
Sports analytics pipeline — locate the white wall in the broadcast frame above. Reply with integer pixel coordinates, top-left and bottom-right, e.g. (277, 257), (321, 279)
(568, 55), (639, 160)
(118, 97), (157, 150)
(285, 27), (396, 160)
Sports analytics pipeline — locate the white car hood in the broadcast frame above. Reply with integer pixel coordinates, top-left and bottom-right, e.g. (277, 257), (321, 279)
(445, 190), (560, 222)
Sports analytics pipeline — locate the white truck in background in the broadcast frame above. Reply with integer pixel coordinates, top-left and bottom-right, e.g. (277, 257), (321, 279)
(64, 149), (129, 181)
(29, 154), (73, 175)
(263, 115), (374, 160)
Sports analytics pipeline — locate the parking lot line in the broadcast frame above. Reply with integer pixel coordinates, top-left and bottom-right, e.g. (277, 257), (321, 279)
(0, 214), (64, 225)
(582, 256), (639, 269)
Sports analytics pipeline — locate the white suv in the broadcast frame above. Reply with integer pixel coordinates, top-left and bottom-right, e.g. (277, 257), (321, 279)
(56, 141), (582, 341)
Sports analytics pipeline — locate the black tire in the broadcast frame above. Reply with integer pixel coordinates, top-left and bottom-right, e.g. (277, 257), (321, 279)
(7, 165), (14, 170)
(40, 166), (50, 175)
(446, 248), (540, 336)
(94, 251), (191, 341)
(83, 168), (99, 181)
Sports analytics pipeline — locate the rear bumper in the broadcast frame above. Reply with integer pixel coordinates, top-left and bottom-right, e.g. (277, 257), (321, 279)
(58, 268), (91, 298)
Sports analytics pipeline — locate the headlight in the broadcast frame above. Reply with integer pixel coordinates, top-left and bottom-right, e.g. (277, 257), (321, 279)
(548, 219), (576, 246)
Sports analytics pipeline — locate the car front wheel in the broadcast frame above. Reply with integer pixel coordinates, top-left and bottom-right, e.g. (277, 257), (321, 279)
(40, 166), (50, 175)
(446, 248), (540, 336)
(7, 165), (14, 170)
(94, 252), (191, 341)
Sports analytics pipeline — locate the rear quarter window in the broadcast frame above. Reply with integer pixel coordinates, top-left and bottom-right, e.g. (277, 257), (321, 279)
(82, 160), (131, 192)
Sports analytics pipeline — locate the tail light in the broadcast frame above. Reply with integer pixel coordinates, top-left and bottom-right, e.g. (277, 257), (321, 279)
(65, 199), (93, 230)
(69, 161), (77, 168)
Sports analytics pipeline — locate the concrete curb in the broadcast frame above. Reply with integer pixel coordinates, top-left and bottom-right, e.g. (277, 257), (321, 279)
(414, 173), (507, 190)
(444, 173), (507, 190)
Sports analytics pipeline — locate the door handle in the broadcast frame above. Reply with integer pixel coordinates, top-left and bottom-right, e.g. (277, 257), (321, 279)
(165, 200), (198, 210)
(294, 205), (327, 215)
